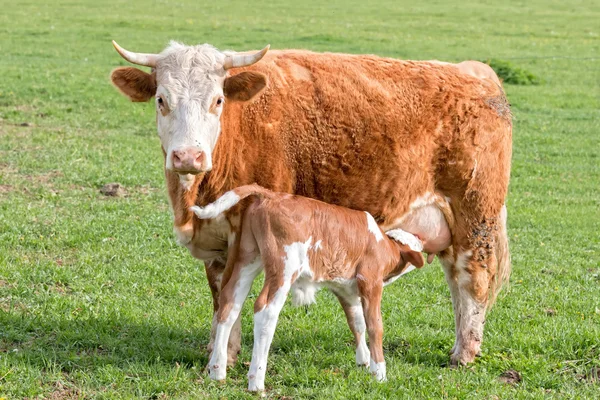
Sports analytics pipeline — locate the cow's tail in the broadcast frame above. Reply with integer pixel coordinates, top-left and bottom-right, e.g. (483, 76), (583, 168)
(489, 204), (511, 306)
(190, 184), (270, 220)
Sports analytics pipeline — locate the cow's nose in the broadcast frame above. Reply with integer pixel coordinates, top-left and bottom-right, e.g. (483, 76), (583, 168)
(171, 148), (205, 173)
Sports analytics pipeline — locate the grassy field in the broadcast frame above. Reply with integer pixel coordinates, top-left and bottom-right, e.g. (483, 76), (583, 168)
(1, 0), (599, 398)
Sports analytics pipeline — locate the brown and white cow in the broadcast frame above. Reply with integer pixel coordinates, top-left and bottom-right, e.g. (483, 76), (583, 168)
(110, 41), (512, 371)
(190, 184), (427, 389)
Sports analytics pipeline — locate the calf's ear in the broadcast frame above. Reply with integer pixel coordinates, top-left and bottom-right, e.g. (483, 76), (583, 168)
(401, 249), (425, 269)
(223, 71), (267, 101)
(111, 67), (156, 102)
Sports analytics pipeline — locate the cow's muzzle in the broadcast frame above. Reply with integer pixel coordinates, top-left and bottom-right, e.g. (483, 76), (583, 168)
(171, 148), (206, 174)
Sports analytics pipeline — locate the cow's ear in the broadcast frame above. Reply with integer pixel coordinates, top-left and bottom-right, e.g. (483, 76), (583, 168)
(111, 67), (156, 102)
(223, 71), (267, 102)
(401, 249), (425, 269)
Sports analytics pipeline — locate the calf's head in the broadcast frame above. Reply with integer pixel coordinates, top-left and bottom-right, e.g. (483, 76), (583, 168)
(110, 41), (269, 174)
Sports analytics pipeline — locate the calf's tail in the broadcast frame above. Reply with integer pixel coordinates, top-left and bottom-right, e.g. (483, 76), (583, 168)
(190, 184), (270, 219)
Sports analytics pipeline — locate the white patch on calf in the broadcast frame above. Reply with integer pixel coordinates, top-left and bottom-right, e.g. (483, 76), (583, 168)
(286, 238), (318, 306)
(353, 305), (370, 366)
(385, 228), (424, 252)
(365, 212), (384, 242)
(291, 280), (318, 306)
(370, 359), (387, 382)
(191, 190), (240, 219)
(248, 239), (313, 391)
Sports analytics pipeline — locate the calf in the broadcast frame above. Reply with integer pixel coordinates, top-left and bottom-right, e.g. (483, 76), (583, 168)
(191, 184), (426, 391)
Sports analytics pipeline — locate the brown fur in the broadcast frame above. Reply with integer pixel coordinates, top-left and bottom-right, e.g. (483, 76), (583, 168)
(110, 67), (156, 102)
(223, 71), (268, 101)
(113, 48), (512, 366)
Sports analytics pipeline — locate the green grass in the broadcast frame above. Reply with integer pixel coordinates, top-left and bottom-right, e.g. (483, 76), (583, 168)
(482, 59), (541, 85)
(1, 0), (599, 398)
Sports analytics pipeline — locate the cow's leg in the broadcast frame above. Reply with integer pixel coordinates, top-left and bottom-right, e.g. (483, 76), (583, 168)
(207, 256), (262, 381)
(357, 277), (386, 382)
(439, 248), (462, 356)
(247, 265), (292, 391)
(205, 261), (222, 355)
(205, 260), (242, 366)
(332, 291), (370, 367)
(445, 205), (509, 366)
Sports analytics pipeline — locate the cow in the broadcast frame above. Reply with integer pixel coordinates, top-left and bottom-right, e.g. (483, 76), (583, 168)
(109, 41), (512, 374)
(189, 184), (428, 390)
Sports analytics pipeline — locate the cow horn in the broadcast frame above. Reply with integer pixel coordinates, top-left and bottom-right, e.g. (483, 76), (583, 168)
(223, 45), (270, 70)
(112, 40), (158, 68)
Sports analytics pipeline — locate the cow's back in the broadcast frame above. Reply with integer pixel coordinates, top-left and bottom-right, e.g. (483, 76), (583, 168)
(217, 50), (511, 224)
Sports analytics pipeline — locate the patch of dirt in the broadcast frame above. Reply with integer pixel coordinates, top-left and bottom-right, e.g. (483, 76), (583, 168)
(0, 162), (18, 174)
(0, 298), (27, 313)
(499, 369), (522, 385)
(135, 185), (159, 195)
(0, 279), (15, 288)
(50, 282), (71, 295)
(545, 308), (557, 316)
(100, 183), (127, 197)
(30, 170), (63, 185)
(47, 381), (82, 400)
(0, 184), (13, 193)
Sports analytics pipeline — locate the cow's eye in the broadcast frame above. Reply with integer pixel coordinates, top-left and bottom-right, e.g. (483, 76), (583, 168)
(216, 97), (224, 106)
(156, 96), (169, 116)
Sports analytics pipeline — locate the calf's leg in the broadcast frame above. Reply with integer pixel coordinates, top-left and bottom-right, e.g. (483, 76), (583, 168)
(248, 275), (292, 391)
(207, 256), (262, 381)
(357, 277), (386, 382)
(333, 291), (370, 367)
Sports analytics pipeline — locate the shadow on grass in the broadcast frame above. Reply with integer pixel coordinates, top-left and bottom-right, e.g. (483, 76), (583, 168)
(0, 312), (211, 371)
(1, 310), (451, 374)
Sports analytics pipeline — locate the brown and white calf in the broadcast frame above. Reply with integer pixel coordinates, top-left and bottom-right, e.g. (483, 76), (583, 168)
(191, 184), (426, 390)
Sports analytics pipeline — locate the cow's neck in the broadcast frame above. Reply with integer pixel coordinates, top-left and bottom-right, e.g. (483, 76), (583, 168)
(164, 126), (246, 246)
(165, 169), (204, 245)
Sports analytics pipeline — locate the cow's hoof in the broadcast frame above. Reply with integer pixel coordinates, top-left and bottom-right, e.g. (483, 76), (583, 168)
(227, 354), (238, 367)
(449, 348), (476, 367)
(226, 347), (241, 366)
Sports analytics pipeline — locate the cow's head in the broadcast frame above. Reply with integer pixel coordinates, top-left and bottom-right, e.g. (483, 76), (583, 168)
(110, 41), (269, 174)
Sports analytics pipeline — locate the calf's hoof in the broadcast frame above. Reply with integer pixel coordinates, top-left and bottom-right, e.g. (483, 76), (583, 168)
(247, 375), (264, 392)
(369, 360), (387, 382)
(356, 345), (371, 367)
(208, 364), (227, 381)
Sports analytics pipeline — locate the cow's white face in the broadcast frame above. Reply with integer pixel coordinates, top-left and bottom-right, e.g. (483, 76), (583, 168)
(154, 44), (228, 173)
(111, 41), (269, 175)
